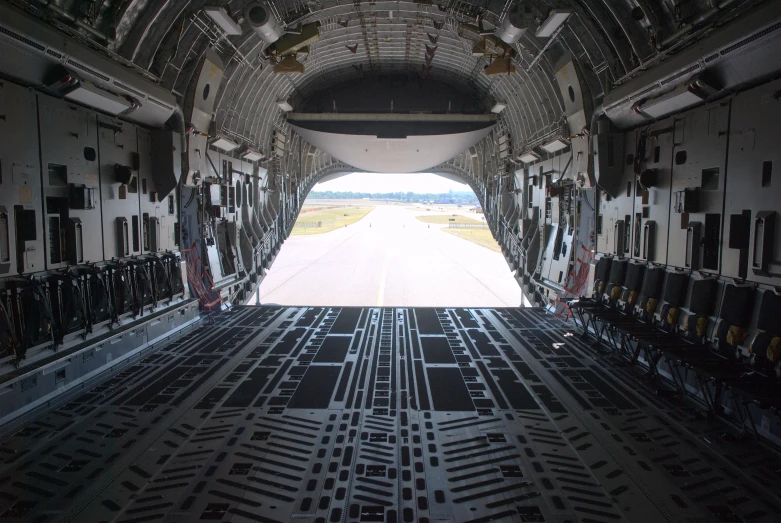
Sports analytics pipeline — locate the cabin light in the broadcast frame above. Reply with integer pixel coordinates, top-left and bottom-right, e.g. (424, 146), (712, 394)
(540, 138), (569, 153)
(241, 149), (265, 162)
(63, 81), (133, 116)
(204, 7), (242, 36)
(535, 10), (571, 38)
(518, 152), (540, 163)
(636, 82), (708, 119)
(491, 102), (507, 114)
(277, 98), (294, 112)
(211, 136), (240, 152)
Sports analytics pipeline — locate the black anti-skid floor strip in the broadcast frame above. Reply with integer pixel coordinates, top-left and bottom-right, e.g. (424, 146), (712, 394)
(0, 306), (779, 523)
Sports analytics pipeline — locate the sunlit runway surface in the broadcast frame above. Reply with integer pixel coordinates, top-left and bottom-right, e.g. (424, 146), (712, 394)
(255, 204), (523, 307)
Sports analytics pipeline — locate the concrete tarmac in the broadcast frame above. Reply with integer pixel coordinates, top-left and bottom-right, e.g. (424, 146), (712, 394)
(254, 204), (523, 307)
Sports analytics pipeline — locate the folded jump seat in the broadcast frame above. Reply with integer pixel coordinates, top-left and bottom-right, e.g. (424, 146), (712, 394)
(679, 283), (751, 370)
(152, 256), (173, 303)
(636, 266), (666, 319)
(9, 278), (55, 365)
(641, 278), (722, 398)
(165, 254), (185, 296)
(87, 265), (115, 329)
(112, 262), (135, 318)
(605, 265), (668, 360)
(615, 271), (691, 367)
(565, 256), (612, 306)
(666, 283), (751, 413)
(566, 256), (613, 333)
(571, 258), (628, 340)
(0, 296), (16, 362)
(647, 276), (715, 350)
(726, 291), (781, 435)
(589, 261), (647, 351)
(130, 258), (155, 317)
(48, 270), (90, 345)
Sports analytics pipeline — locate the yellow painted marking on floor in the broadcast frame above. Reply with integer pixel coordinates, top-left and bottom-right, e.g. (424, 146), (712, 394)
(376, 249), (389, 307)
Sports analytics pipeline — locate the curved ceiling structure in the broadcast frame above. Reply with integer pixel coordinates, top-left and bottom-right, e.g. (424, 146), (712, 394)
(6, 0), (770, 176)
(99, 0), (693, 159)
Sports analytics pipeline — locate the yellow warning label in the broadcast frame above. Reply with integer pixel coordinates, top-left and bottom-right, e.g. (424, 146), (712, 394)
(19, 185), (33, 204)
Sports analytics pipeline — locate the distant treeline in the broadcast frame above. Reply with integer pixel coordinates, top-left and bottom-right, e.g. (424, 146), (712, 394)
(308, 191), (479, 204)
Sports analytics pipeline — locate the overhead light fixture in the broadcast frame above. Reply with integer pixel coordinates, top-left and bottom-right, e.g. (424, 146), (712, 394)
(491, 102), (507, 114)
(61, 79), (134, 116)
(540, 138), (569, 153)
(277, 98), (294, 112)
(211, 136), (239, 152)
(535, 10), (571, 38)
(518, 152), (540, 163)
(241, 148), (265, 162)
(204, 7), (242, 36)
(635, 81), (710, 119)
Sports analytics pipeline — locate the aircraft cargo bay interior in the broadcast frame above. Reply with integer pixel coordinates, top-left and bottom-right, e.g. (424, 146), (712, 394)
(0, 1), (780, 522)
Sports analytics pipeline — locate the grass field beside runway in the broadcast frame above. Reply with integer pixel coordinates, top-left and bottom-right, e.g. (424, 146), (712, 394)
(442, 228), (501, 252)
(292, 206), (375, 235)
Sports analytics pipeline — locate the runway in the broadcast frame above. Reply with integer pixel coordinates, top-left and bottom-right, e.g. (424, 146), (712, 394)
(256, 204), (523, 307)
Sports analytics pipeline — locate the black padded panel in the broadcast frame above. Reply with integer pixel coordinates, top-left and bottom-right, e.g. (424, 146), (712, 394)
(718, 284), (754, 327)
(689, 278), (718, 316)
(662, 271), (689, 306)
(640, 267), (665, 299)
(624, 263), (645, 292)
(607, 259), (628, 287)
(757, 291), (781, 335)
(595, 257), (612, 282)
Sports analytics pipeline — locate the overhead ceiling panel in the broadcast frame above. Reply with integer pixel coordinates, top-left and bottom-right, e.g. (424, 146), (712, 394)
(291, 124), (495, 173)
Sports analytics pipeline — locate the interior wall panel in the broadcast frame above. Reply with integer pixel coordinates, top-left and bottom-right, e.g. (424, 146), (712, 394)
(721, 79), (781, 285)
(666, 102), (730, 273)
(632, 119), (674, 265)
(0, 81), (44, 275)
(137, 128), (177, 253)
(37, 95), (103, 268)
(97, 115), (141, 260)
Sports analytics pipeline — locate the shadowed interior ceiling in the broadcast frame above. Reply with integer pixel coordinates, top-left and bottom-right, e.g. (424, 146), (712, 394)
(104, 0), (673, 164)
(11, 0), (769, 175)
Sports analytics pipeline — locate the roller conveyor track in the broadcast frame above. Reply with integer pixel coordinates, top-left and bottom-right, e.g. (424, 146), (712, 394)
(0, 305), (779, 522)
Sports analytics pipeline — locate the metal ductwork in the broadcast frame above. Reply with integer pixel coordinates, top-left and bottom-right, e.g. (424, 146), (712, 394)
(245, 1), (284, 45)
(495, 6), (535, 45)
(0, 2), (177, 128)
(603, 1), (781, 129)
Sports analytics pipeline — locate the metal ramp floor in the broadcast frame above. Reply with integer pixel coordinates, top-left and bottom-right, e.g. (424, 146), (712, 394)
(0, 306), (779, 522)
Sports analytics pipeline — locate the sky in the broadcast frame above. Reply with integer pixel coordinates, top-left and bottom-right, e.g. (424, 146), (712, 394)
(312, 172), (470, 194)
